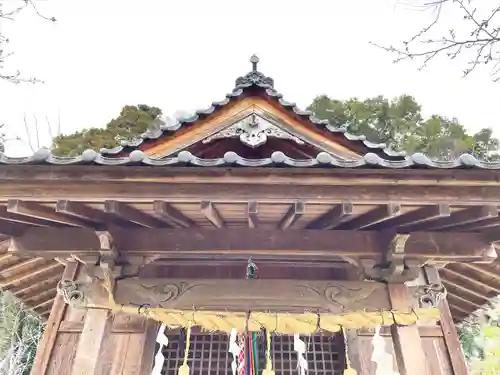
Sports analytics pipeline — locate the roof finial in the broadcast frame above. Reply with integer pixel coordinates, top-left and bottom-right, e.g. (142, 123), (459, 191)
(250, 54), (259, 71)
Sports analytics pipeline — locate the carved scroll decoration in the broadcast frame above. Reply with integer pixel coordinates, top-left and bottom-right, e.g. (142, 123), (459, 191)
(57, 279), (87, 307)
(116, 279), (394, 313)
(202, 114), (305, 148)
(413, 283), (447, 308)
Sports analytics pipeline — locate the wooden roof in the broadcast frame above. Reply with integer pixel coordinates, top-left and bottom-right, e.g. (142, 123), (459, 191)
(1, 56), (500, 321)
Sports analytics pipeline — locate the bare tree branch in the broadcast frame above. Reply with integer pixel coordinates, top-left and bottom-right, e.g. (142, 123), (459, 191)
(375, 0), (500, 82)
(0, 0), (55, 84)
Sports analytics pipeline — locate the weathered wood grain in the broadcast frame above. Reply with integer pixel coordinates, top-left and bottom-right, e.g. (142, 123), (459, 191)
(114, 278), (395, 313)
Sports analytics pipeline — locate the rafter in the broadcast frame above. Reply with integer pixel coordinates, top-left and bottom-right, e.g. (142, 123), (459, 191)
(447, 301), (473, 315)
(105, 200), (166, 228)
(441, 278), (490, 301)
(0, 205), (51, 226)
(10, 271), (62, 297)
(336, 204), (401, 230)
(7, 200), (90, 227)
(365, 204), (450, 230)
(442, 267), (500, 294)
(32, 297), (56, 311)
(201, 201), (225, 228)
(459, 263), (500, 281)
(450, 292), (483, 310)
(0, 261), (62, 289)
(56, 200), (107, 225)
(1, 257), (42, 274)
(401, 205), (498, 232)
(306, 202), (353, 229)
(247, 201), (259, 229)
(277, 201), (305, 230)
(153, 201), (194, 228)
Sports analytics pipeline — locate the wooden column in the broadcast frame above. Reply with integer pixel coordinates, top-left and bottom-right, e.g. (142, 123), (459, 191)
(30, 263), (159, 375)
(70, 309), (113, 375)
(423, 266), (468, 375)
(388, 283), (431, 375)
(31, 261), (79, 375)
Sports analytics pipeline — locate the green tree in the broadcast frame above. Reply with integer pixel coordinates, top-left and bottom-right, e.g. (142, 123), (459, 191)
(307, 94), (499, 160)
(51, 105), (164, 156)
(0, 291), (44, 375)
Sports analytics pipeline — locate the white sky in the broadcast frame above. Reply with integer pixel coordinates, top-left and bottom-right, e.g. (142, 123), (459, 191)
(1, 0), (499, 156)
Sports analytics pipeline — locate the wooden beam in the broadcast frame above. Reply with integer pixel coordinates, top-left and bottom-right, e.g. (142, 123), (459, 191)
(10, 271), (62, 297)
(105, 200), (166, 228)
(7, 200), (90, 227)
(200, 200), (225, 228)
(277, 201), (305, 230)
(23, 283), (59, 303)
(247, 201), (259, 228)
(70, 308), (113, 375)
(336, 203), (401, 230)
(448, 302), (472, 315)
(0, 261), (62, 288)
(388, 284), (430, 375)
(446, 290), (483, 310)
(8, 181), (500, 205)
(442, 266), (500, 294)
(482, 226), (500, 242)
(0, 220), (32, 236)
(1, 257), (42, 274)
(460, 263), (500, 281)
(114, 278), (397, 313)
(365, 204), (450, 230)
(56, 200), (107, 224)
(424, 266), (470, 375)
(0, 205), (52, 227)
(440, 278), (490, 301)
(9, 228), (496, 263)
(305, 202), (353, 229)
(402, 205), (498, 232)
(32, 295), (56, 311)
(153, 201), (194, 228)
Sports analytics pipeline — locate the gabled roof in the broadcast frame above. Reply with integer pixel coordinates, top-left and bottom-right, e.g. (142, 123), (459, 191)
(100, 55), (406, 160)
(1, 56), (500, 170)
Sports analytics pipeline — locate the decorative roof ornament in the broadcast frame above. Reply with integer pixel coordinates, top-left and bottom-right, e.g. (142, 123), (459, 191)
(235, 55), (274, 89)
(202, 113), (305, 148)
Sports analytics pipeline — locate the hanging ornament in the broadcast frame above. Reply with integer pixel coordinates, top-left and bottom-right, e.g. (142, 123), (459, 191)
(246, 257), (258, 279)
(229, 328), (242, 375)
(178, 322), (192, 375)
(151, 324), (169, 375)
(262, 329), (275, 375)
(294, 334), (308, 375)
(371, 326), (400, 375)
(342, 328), (357, 375)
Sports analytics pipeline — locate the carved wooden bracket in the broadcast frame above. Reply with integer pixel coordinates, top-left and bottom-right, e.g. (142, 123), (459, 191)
(359, 234), (422, 283)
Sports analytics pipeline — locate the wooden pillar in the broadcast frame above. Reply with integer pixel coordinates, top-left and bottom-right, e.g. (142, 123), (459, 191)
(31, 261), (79, 375)
(70, 309), (113, 375)
(30, 263), (159, 375)
(388, 283), (430, 375)
(423, 266), (468, 375)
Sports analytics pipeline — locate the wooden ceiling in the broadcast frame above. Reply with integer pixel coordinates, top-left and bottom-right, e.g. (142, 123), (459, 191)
(0, 187), (499, 321)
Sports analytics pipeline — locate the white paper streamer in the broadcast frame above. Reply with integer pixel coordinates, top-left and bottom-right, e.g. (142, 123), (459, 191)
(151, 324), (169, 375)
(371, 326), (399, 375)
(294, 334), (308, 375)
(229, 328), (241, 375)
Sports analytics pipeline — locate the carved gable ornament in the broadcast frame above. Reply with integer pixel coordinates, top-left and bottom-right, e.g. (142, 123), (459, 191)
(202, 113), (305, 148)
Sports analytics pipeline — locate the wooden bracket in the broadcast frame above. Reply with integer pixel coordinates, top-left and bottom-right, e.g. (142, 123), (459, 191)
(359, 233), (421, 283)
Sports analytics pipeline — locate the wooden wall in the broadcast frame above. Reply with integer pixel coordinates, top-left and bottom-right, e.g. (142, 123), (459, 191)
(30, 262), (158, 375)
